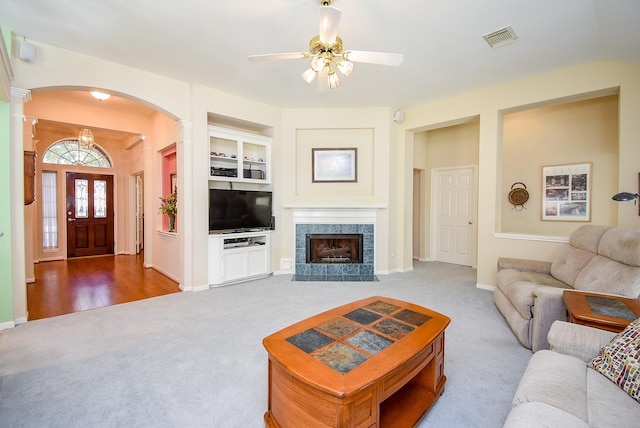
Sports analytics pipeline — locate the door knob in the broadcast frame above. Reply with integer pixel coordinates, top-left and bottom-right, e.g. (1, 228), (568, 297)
(468, 220), (473, 224)
(68, 218), (76, 222)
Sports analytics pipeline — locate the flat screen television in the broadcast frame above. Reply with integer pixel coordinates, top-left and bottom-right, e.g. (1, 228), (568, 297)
(209, 189), (273, 232)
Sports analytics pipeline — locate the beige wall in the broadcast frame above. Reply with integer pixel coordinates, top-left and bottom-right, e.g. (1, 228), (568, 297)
(501, 95), (619, 235)
(400, 60), (640, 288)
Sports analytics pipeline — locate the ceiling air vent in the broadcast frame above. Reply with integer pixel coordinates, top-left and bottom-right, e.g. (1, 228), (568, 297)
(483, 26), (518, 48)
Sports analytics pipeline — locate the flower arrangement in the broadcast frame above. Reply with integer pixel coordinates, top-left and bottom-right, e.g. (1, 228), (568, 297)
(159, 191), (177, 216)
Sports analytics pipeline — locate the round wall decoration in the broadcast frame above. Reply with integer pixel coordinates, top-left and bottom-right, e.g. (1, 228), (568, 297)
(508, 182), (529, 210)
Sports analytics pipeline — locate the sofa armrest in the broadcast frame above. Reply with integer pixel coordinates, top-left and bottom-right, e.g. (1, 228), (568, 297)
(547, 321), (616, 362)
(498, 257), (552, 274)
(530, 287), (567, 352)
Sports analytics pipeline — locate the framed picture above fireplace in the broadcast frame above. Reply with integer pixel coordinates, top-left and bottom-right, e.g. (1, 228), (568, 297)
(312, 148), (357, 183)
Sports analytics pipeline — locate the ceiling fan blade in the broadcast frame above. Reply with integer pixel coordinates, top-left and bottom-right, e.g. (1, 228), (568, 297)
(248, 52), (309, 62)
(319, 5), (342, 45)
(343, 51), (404, 66)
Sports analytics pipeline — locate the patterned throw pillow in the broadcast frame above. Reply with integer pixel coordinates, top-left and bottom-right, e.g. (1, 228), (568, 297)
(589, 317), (640, 403)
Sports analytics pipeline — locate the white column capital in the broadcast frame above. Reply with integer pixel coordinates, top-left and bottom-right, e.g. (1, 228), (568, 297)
(174, 119), (192, 131)
(10, 87), (31, 103)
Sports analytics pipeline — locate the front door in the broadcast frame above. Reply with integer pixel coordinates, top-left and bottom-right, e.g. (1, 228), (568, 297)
(66, 172), (114, 257)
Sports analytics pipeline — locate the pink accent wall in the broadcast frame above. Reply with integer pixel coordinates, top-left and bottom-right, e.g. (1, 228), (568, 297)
(162, 145), (177, 231)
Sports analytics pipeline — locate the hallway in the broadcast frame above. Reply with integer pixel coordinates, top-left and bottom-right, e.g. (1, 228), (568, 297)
(27, 253), (181, 320)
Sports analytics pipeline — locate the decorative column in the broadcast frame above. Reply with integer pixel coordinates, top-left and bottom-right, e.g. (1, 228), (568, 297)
(175, 119), (192, 291)
(10, 87), (30, 324)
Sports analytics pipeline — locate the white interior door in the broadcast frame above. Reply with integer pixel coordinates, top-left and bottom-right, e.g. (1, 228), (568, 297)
(136, 175), (144, 253)
(432, 166), (476, 266)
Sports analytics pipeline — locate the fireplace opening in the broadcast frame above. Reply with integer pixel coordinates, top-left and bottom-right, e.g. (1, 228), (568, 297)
(306, 234), (364, 264)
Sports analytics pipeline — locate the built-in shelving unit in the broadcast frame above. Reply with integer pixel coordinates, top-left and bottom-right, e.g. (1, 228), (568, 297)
(208, 125), (271, 184)
(208, 230), (273, 286)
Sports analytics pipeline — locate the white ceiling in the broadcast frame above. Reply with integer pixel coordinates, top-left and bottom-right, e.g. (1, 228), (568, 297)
(1, 0), (639, 110)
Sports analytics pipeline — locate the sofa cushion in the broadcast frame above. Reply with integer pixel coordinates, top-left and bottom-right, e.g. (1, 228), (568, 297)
(569, 224), (611, 253)
(550, 245), (598, 287)
(597, 227), (640, 267)
(497, 270), (569, 320)
(586, 366), (640, 427)
(589, 317), (640, 403)
(504, 402), (588, 428)
(512, 350), (588, 421)
(574, 255), (640, 297)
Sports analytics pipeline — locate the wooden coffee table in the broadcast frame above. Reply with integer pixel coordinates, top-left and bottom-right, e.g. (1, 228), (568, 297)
(263, 296), (451, 428)
(563, 290), (640, 332)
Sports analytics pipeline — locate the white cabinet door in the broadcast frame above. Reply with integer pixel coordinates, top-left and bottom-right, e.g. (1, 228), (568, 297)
(223, 251), (247, 282)
(247, 247), (268, 277)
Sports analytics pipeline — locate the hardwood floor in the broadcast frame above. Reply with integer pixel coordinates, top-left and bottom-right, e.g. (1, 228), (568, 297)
(27, 252), (181, 320)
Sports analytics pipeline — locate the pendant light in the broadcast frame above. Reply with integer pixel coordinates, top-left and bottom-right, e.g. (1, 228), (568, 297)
(78, 128), (95, 149)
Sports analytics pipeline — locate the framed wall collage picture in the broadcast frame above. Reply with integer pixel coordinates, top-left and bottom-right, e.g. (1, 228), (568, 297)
(542, 162), (591, 221)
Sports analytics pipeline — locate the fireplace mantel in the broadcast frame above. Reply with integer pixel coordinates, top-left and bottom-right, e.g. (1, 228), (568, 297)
(292, 207), (379, 225)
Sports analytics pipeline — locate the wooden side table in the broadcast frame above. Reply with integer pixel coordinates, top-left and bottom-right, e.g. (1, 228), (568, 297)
(563, 290), (640, 333)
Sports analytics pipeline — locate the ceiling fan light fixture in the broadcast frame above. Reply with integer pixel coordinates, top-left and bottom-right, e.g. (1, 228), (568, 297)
(336, 58), (353, 76)
(249, 0), (403, 91)
(301, 68), (317, 85)
(327, 68), (341, 89)
(311, 54), (327, 72)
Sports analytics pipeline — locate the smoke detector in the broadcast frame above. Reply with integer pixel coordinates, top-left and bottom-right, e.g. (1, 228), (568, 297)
(483, 26), (518, 48)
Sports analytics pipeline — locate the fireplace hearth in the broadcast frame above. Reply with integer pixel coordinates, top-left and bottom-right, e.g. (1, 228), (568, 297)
(306, 234), (363, 264)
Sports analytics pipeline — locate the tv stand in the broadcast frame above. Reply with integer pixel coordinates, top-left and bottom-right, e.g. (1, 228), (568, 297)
(208, 230), (273, 286)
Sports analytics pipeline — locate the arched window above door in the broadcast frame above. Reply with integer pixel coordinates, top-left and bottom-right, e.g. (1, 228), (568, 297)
(42, 139), (113, 168)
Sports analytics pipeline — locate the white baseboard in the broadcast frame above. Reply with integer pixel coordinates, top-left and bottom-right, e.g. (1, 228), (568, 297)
(0, 320), (15, 330)
(192, 284), (210, 292)
(15, 316), (27, 325)
(476, 283), (495, 291)
(148, 265), (179, 283)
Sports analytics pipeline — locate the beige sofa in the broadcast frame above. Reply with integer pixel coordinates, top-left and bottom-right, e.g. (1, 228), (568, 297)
(494, 225), (640, 351)
(504, 321), (640, 427)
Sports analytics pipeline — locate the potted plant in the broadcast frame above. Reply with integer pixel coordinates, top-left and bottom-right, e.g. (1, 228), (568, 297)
(159, 191), (177, 232)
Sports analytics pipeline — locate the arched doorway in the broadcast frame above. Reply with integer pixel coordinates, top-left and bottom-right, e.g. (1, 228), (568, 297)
(23, 88), (180, 319)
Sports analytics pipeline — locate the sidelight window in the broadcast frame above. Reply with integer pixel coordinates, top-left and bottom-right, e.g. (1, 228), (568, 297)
(42, 171), (58, 249)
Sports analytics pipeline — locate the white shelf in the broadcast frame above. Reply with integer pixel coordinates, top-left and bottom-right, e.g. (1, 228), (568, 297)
(209, 125), (271, 184)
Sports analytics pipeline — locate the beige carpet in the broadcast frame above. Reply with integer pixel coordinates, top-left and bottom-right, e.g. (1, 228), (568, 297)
(0, 261), (532, 427)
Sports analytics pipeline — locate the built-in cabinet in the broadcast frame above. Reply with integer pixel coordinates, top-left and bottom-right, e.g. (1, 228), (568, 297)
(207, 124), (274, 286)
(208, 231), (273, 285)
(209, 125), (271, 184)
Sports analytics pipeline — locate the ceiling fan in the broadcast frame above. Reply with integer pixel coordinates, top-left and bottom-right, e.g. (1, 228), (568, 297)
(248, 0), (404, 90)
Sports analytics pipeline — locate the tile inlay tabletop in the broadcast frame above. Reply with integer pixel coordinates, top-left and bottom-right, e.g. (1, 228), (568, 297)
(263, 296), (451, 427)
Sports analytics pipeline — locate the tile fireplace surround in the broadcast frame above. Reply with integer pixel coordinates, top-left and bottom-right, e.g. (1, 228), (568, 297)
(293, 208), (378, 282)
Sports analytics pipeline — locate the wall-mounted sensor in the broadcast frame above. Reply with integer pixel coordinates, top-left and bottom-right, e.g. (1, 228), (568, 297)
(19, 41), (36, 62)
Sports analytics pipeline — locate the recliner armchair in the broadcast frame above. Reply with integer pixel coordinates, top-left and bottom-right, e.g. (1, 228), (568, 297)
(494, 224), (640, 352)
